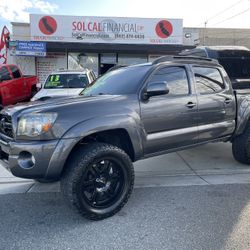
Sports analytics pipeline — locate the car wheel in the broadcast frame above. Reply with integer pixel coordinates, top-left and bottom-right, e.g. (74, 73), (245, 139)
(232, 125), (250, 164)
(61, 142), (134, 220)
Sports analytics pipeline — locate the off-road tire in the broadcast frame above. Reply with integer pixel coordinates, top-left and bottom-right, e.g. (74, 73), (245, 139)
(61, 142), (134, 220)
(232, 125), (250, 164)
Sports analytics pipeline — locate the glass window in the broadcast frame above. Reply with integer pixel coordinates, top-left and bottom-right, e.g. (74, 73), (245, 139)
(68, 53), (98, 76)
(82, 65), (151, 96)
(118, 54), (148, 65)
(44, 74), (89, 89)
(10, 66), (21, 79)
(149, 66), (189, 95)
(193, 67), (225, 94)
(0, 67), (11, 81)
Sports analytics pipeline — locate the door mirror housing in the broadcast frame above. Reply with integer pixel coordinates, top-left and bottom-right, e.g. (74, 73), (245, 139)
(143, 81), (169, 99)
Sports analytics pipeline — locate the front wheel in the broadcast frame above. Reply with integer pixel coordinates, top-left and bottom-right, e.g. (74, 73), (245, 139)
(61, 143), (134, 220)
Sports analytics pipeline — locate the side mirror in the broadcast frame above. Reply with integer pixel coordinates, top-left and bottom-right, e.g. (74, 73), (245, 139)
(143, 81), (169, 99)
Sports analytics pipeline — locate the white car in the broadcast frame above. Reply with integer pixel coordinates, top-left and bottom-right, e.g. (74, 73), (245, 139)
(31, 69), (96, 101)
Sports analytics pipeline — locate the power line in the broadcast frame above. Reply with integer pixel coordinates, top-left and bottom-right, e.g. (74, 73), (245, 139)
(212, 7), (250, 26)
(195, 0), (245, 27)
(205, 0), (245, 22)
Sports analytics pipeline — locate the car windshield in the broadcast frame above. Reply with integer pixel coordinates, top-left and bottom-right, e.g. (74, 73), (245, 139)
(81, 65), (150, 96)
(44, 74), (89, 89)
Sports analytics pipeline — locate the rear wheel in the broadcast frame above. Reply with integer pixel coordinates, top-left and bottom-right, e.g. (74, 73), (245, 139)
(232, 125), (250, 164)
(61, 143), (134, 220)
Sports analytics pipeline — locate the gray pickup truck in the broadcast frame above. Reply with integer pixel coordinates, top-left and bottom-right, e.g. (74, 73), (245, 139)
(1, 56), (250, 220)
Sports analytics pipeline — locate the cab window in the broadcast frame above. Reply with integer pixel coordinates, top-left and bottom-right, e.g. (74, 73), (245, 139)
(0, 67), (12, 81)
(10, 66), (21, 79)
(149, 66), (189, 96)
(193, 67), (225, 94)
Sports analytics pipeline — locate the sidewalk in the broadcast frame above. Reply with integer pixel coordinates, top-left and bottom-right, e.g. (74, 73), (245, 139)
(1, 142), (250, 194)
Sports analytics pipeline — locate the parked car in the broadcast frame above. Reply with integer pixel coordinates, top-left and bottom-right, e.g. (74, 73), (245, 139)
(180, 46), (250, 89)
(2, 56), (250, 220)
(31, 69), (96, 101)
(0, 64), (38, 108)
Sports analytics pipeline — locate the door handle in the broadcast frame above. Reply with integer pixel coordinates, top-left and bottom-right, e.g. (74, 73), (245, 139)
(224, 98), (232, 104)
(185, 102), (196, 108)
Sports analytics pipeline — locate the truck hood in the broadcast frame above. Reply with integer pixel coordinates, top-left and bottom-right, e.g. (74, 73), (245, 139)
(3, 95), (120, 116)
(31, 88), (83, 101)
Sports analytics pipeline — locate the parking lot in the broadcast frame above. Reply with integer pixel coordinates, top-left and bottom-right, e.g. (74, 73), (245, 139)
(0, 142), (250, 250)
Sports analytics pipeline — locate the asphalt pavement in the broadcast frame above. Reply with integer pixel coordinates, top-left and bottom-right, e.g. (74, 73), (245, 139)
(0, 142), (250, 249)
(0, 184), (249, 250)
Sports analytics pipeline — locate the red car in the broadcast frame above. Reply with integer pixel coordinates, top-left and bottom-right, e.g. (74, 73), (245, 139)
(0, 64), (38, 108)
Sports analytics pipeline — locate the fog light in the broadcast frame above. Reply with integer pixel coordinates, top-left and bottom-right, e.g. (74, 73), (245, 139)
(17, 151), (35, 169)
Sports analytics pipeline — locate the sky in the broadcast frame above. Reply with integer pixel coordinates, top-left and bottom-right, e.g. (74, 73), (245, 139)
(1, 0), (250, 32)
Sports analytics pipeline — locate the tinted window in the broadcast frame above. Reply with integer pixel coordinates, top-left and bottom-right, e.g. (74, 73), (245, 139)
(218, 58), (250, 79)
(193, 67), (224, 94)
(0, 67), (11, 81)
(149, 66), (189, 95)
(82, 65), (150, 95)
(10, 66), (21, 79)
(44, 74), (89, 89)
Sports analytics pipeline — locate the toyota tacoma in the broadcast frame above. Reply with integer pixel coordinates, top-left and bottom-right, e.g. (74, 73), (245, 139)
(0, 56), (250, 220)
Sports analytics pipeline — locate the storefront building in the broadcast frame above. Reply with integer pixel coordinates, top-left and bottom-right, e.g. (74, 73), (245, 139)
(9, 14), (195, 83)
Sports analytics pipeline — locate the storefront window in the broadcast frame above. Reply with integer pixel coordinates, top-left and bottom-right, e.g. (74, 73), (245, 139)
(68, 53), (98, 76)
(118, 54), (148, 65)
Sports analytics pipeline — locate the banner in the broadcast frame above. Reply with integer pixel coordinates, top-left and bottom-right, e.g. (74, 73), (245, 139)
(0, 26), (10, 64)
(10, 41), (46, 57)
(30, 15), (183, 45)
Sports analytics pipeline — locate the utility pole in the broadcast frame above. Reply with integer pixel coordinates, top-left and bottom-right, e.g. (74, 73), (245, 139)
(204, 21), (207, 46)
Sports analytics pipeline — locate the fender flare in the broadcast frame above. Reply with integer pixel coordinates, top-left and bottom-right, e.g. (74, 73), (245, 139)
(61, 114), (145, 160)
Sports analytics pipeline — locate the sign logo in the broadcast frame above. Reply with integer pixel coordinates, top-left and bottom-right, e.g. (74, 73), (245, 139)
(155, 20), (173, 38)
(39, 16), (57, 35)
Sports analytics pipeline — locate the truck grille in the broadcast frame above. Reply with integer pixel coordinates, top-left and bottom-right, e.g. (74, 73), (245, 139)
(0, 114), (13, 138)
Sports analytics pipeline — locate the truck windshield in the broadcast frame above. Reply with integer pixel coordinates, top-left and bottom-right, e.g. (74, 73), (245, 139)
(44, 74), (89, 89)
(81, 65), (150, 96)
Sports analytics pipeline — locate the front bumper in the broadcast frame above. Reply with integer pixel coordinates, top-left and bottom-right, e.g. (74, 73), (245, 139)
(0, 135), (78, 180)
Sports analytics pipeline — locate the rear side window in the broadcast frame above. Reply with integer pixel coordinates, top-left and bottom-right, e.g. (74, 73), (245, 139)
(0, 66), (12, 81)
(149, 66), (189, 96)
(193, 67), (225, 94)
(10, 66), (21, 79)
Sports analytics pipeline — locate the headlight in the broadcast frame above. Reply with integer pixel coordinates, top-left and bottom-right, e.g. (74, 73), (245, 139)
(17, 113), (57, 137)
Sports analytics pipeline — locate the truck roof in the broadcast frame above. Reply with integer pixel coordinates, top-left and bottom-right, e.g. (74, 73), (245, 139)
(197, 46), (250, 51)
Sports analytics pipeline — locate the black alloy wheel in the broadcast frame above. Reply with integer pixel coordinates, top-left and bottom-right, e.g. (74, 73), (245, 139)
(79, 158), (125, 208)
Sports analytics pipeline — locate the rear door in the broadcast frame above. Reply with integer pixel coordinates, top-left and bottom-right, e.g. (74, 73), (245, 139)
(193, 66), (236, 142)
(140, 65), (199, 155)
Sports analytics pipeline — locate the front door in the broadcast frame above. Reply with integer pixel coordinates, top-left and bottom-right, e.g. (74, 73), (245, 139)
(140, 65), (199, 155)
